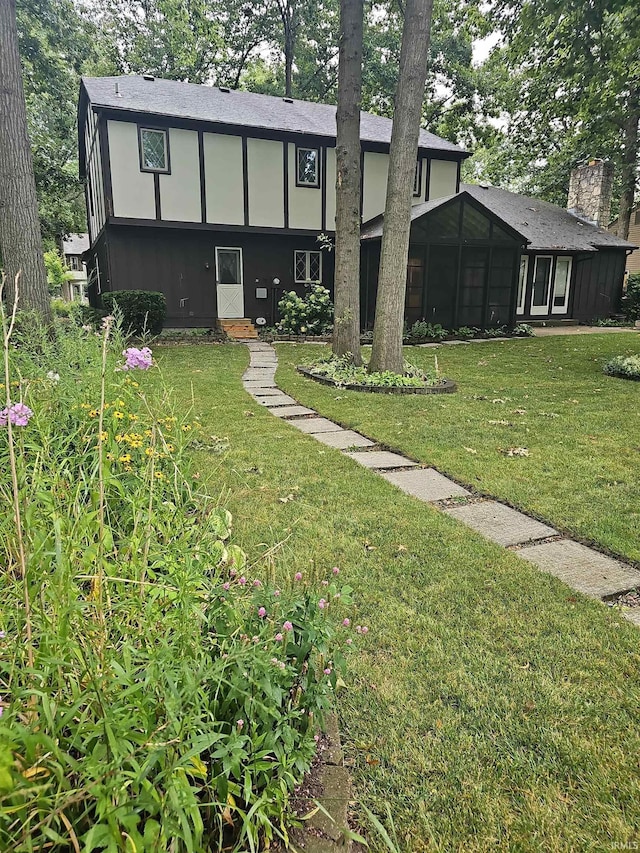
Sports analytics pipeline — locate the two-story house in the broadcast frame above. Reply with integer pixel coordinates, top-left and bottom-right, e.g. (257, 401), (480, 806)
(79, 77), (636, 331)
(78, 74), (466, 328)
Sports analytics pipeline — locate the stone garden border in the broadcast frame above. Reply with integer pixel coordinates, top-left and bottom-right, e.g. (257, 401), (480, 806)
(297, 366), (457, 395)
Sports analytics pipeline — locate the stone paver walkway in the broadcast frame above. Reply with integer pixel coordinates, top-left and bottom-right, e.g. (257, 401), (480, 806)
(242, 342), (640, 627)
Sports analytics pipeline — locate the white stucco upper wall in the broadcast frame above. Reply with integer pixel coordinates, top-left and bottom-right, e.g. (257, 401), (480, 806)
(159, 128), (201, 222)
(108, 120), (156, 219)
(247, 138), (284, 227)
(204, 133), (244, 225)
(429, 159), (458, 200)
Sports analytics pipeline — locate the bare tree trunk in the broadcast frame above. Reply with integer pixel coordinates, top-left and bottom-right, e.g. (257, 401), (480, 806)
(0, 0), (51, 320)
(368, 0), (434, 374)
(332, 0), (363, 364)
(277, 0), (297, 97)
(616, 89), (639, 241)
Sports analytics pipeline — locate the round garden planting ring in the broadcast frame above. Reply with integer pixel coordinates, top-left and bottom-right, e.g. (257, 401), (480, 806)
(297, 366), (457, 394)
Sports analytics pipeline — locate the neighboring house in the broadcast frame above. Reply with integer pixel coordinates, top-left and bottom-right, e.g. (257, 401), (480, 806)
(78, 75), (465, 327)
(78, 77), (636, 329)
(609, 206), (640, 275)
(62, 233), (89, 301)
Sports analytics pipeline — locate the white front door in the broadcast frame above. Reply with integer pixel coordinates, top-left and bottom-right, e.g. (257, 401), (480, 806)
(215, 247), (245, 318)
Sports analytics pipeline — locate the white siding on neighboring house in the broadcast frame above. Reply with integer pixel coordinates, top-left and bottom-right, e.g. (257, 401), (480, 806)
(108, 120), (156, 219)
(159, 128), (200, 222)
(428, 159), (457, 200)
(362, 152), (388, 222)
(287, 143), (322, 230)
(325, 147), (337, 230)
(247, 138), (284, 227)
(204, 133), (244, 225)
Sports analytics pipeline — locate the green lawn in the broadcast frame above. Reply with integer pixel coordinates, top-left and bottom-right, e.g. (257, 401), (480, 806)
(275, 333), (640, 564)
(157, 343), (640, 852)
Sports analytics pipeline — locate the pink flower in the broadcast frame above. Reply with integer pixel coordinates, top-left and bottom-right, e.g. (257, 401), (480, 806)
(283, 620), (293, 632)
(318, 599), (327, 610)
(346, 638), (353, 645)
(229, 568), (237, 578)
(279, 661), (286, 670)
(1, 402), (33, 428)
(238, 576), (247, 586)
(253, 579), (262, 587)
(271, 657), (279, 665)
(222, 582), (230, 591)
(274, 590), (281, 597)
(356, 625), (369, 635)
(275, 633), (283, 642)
(236, 719), (244, 729)
(258, 607), (267, 618)
(252, 635), (260, 643)
(342, 618), (350, 627)
(121, 346), (153, 371)
(361, 626), (369, 635)
(321, 580), (329, 587)
(294, 572), (302, 581)
(314, 734), (320, 742)
(332, 567), (340, 575)
(323, 667), (332, 675)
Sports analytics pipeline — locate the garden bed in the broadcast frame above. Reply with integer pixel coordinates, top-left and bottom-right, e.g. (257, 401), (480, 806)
(297, 365), (456, 394)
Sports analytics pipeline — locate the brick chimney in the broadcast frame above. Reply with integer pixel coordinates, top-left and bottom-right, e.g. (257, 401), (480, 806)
(567, 159), (614, 227)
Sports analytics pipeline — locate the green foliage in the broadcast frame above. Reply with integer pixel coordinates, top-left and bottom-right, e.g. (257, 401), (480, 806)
(621, 273), (640, 321)
(0, 319), (356, 850)
(304, 354), (439, 388)
(102, 290), (167, 336)
(43, 248), (73, 296)
(277, 285), (333, 336)
(603, 353), (640, 380)
(454, 326), (477, 339)
(513, 323), (534, 337)
(50, 296), (72, 317)
(404, 321), (449, 343)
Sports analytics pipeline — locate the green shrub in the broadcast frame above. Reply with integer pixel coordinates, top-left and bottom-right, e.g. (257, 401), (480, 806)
(0, 314), (357, 850)
(102, 290), (167, 336)
(304, 353), (440, 387)
(50, 296), (72, 317)
(512, 323), (534, 337)
(603, 353), (640, 380)
(277, 285), (333, 335)
(70, 301), (107, 328)
(454, 326), (477, 339)
(620, 274), (640, 321)
(405, 321), (448, 343)
(44, 248), (73, 297)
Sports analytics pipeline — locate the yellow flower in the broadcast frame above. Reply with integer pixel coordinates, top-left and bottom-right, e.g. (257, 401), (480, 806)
(181, 424), (192, 432)
(88, 409), (99, 418)
(80, 403), (91, 410)
(129, 433), (142, 441)
(117, 399), (125, 407)
(166, 444), (175, 453)
(106, 452), (115, 461)
(129, 440), (143, 448)
(144, 429), (153, 437)
(124, 464), (133, 472)
(128, 413), (138, 421)
(102, 402), (111, 409)
(115, 434), (125, 443)
(154, 471), (164, 480)
(99, 431), (109, 441)
(144, 447), (157, 457)
(118, 454), (131, 463)
(113, 411), (125, 420)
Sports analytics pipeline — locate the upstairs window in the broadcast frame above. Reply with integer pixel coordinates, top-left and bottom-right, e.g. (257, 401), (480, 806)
(139, 127), (170, 173)
(296, 147), (320, 187)
(413, 160), (422, 197)
(294, 250), (322, 283)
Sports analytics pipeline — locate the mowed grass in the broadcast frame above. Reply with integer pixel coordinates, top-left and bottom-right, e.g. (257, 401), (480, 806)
(275, 333), (640, 563)
(156, 344), (640, 852)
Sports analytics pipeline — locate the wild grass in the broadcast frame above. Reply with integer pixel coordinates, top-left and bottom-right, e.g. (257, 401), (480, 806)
(156, 342), (640, 852)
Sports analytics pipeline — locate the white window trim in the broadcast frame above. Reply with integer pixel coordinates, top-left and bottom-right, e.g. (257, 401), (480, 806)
(294, 249), (322, 284)
(215, 246), (244, 286)
(296, 147), (320, 187)
(516, 255), (528, 315)
(413, 160), (422, 197)
(530, 254), (553, 316)
(139, 127), (170, 174)
(551, 256), (573, 314)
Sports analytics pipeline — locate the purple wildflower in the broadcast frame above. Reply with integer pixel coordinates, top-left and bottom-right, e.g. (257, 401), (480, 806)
(222, 582), (230, 591)
(294, 572), (302, 581)
(1, 402), (34, 428)
(253, 579), (262, 588)
(238, 576), (247, 586)
(318, 599), (327, 610)
(342, 618), (350, 627)
(323, 667), (332, 675)
(274, 632), (283, 642)
(274, 590), (281, 597)
(258, 607), (267, 618)
(121, 347), (153, 371)
(236, 719), (244, 730)
(332, 567), (340, 575)
(283, 620), (293, 632)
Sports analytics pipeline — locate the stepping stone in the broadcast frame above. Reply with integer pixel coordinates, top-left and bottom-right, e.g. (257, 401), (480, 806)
(517, 539), (640, 599)
(243, 380), (276, 389)
(445, 501), (556, 546)
(289, 417), (344, 434)
(270, 405), (316, 418)
(243, 370), (276, 382)
(245, 383), (282, 397)
(311, 429), (375, 449)
(382, 468), (470, 502)
(344, 450), (417, 469)
(254, 394), (297, 407)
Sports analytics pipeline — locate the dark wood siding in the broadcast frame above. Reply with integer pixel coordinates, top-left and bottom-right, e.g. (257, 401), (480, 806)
(571, 250), (626, 322)
(96, 224), (334, 327)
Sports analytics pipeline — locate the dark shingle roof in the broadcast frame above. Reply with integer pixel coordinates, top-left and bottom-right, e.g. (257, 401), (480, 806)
(62, 233), (89, 255)
(81, 75), (467, 155)
(462, 183), (636, 251)
(361, 184), (637, 252)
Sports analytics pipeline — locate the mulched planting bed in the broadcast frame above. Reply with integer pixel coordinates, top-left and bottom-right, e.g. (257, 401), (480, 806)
(297, 366), (457, 394)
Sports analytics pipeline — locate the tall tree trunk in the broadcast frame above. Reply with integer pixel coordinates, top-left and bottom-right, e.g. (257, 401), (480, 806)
(332, 0), (363, 365)
(616, 89), (639, 241)
(278, 1), (297, 97)
(368, 0), (434, 374)
(0, 0), (51, 319)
